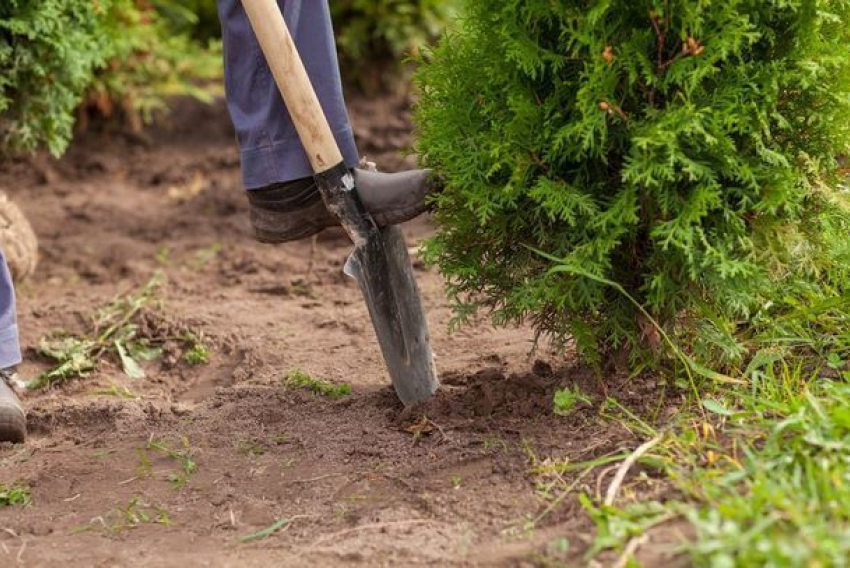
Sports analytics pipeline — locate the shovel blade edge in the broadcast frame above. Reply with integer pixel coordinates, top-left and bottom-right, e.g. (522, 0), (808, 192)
(345, 226), (439, 405)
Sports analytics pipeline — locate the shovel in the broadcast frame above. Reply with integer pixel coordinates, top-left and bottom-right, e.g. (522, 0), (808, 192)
(241, 0), (439, 405)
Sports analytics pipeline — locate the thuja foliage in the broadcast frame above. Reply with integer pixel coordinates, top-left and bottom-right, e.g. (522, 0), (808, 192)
(0, 0), (220, 156)
(415, 0), (850, 369)
(331, 0), (459, 91)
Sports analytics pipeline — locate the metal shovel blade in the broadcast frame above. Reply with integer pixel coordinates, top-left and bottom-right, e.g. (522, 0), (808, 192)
(344, 225), (439, 405)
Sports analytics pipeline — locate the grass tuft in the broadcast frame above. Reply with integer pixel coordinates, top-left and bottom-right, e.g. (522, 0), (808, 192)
(571, 365), (850, 565)
(236, 440), (266, 457)
(552, 386), (591, 416)
(239, 518), (292, 543)
(532, 283), (850, 566)
(144, 437), (197, 489)
(284, 369), (350, 399)
(183, 336), (211, 366)
(91, 382), (137, 399)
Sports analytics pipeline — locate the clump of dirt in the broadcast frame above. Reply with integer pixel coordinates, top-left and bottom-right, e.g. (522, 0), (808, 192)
(0, 94), (680, 566)
(423, 368), (561, 419)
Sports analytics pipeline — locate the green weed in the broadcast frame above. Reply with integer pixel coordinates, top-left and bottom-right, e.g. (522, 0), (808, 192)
(136, 447), (154, 478)
(284, 369), (350, 399)
(30, 274), (164, 389)
(333, 504), (350, 520)
(680, 377), (850, 566)
(0, 483), (30, 508)
(552, 386), (591, 416)
(183, 335), (211, 365)
(33, 336), (98, 388)
(239, 518), (291, 543)
(271, 432), (290, 445)
(189, 243), (222, 270)
(581, 498), (680, 560)
(481, 435), (508, 454)
(30, 273), (209, 388)
(154, 246), (171, 265)
(236, 440), (266, 457)
(91, 382), (137, 399)
(145, 437), (197, 489)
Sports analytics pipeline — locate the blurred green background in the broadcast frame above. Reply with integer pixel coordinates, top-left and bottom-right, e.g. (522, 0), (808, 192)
(0, 0), (458, 156)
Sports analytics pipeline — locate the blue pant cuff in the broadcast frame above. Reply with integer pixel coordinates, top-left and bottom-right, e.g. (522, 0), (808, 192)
(0, 324), (21, 369)
(240, 127), (360, 189)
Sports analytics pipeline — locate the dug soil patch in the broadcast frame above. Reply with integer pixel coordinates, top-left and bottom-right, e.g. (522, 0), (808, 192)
(0, 96), (679, 566)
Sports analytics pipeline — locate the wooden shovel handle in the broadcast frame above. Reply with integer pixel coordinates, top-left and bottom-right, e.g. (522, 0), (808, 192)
(241, 0), (344, 173)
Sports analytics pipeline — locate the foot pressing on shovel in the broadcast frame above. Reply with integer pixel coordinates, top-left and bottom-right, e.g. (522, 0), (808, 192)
(248, 168), (436, 244)
(218, 0), (435, 243)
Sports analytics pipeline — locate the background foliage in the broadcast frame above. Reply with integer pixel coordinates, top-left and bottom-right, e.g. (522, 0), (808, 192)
(0, 0), (456, 155)
(82, 0), (222, 133)
(331, 0), (459, 92)
(415, 0), (850, 371)
(0, 0), (220, 156)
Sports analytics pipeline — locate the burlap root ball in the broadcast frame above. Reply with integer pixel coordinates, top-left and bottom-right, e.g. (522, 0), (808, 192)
(0, 191), (38, 283)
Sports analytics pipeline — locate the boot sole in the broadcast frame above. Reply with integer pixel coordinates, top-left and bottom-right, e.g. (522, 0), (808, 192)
(251, 203), (430, 244)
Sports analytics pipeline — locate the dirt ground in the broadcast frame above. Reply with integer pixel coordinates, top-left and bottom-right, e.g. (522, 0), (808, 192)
(0, 95), (680, 566)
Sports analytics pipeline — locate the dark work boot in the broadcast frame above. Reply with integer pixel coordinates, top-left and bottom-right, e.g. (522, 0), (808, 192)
(0, 368), (25, 443)
(247, 168), (436, 244)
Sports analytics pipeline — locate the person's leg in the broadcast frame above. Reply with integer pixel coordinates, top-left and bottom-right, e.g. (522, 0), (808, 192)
(0, 248), (25, 443)
(217, 0), (435, 243)
(218, 0), (359, 188)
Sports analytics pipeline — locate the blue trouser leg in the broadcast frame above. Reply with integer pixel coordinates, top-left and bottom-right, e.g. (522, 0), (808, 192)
(0, 249), (21, 370)
(217, 0), (360, 190)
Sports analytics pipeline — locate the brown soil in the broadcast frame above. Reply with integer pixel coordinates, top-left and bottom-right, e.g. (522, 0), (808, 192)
(0, 95), (681, 566)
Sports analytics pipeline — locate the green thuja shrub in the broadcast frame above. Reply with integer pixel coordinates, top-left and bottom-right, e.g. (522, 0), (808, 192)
(331, 0), (459, 91)
(415, 0), (850, 369)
